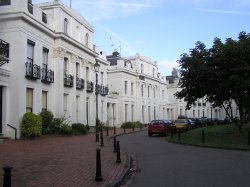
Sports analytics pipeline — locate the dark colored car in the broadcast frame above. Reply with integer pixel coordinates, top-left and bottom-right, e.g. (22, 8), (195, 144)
(148, 120), (176, 137)
(187, 119), (196, 129)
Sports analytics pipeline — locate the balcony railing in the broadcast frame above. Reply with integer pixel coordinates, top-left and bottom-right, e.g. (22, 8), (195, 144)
(64, 74), (74, 87)
(86, 81), (94, 93)
(0, 39), (9, 66)
(97, 85), (109, 96)
(76, 77), (84, 90)
(42, 68), (54, 83)
(25, 61), (41, 79)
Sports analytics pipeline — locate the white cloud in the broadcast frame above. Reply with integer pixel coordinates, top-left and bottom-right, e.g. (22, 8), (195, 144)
(157, 59), (179, 76)
(72, 0), (162, 21)
(196, 8), (250, 15)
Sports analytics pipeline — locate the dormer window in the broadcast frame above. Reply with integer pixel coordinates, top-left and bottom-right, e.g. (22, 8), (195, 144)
(28, 0), (33, 14)
(85, 33), (89, 46)
(64, 18), (68, 34)
(42, 12), (47, 23)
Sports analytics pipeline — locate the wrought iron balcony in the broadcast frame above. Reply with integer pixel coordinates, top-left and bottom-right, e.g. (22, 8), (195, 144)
(42, 68), (54, 83)
(0, 39), (9, 67)
(86, 81), (94, 93)
(99, 85), (109, 96)
(64, 74), (74, 87)
(25, 61), (41, 79)
(76, 77), (84, 90)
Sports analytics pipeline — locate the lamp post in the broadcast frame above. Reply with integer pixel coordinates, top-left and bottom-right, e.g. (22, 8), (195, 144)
(94, 61), (100, 142)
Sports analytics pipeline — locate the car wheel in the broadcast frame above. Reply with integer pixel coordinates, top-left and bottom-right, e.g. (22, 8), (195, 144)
(148, 133), (152, 137)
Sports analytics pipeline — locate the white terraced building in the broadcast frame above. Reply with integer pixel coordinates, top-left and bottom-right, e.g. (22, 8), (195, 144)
(0, 0), (109, 138)
(0, 0), (239, 139)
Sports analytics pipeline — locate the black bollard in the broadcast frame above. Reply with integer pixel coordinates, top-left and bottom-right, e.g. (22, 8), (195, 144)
(3, 166), (12, 187)
(124, 127), (126, 133)
(178, 129), (181, 140)
(106, 127), (109, 136)
(202, 130), (205, 143)
(140, 125), (142, 131)
(132, 126), (134, 132)
(100, 130), (104, 147)
(96, 130), (99, 142)
(116, 141), (121, 163)
(113, 136), (117, 152)
(171, 128), (173, 137)
(95, 149), (103, 181)
(114, 126), (116, 135)
(248, 132), (250, 146)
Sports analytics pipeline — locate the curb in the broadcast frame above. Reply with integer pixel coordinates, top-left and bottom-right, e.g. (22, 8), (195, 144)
(107, 130), (145, 186)
(167, 138), (250, 152)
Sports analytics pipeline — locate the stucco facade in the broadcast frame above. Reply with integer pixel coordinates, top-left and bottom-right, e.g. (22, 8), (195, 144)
(0, 0), (109, 138)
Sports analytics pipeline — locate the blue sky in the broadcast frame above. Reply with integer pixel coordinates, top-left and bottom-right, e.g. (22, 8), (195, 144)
(33, 0), (250, 75)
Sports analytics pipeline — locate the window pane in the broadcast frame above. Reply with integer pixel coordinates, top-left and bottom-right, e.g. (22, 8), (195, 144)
(27, 42), (34, 60)
(42, 91), (47, 110)
(26, 88), (33, 112)
(43, 48), (48, 65)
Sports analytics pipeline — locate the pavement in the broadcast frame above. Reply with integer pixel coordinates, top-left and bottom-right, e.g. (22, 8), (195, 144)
(0, 127), (146, 187)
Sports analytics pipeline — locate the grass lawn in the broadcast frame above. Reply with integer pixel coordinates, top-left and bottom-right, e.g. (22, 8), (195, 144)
(168, 123), (250, 150)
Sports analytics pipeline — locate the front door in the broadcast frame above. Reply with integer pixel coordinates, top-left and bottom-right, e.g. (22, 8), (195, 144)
(0, 86), (2, 133)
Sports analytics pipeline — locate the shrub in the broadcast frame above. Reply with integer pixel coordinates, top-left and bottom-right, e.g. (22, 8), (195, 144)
(59, 124), (72, 135)
(86, 124), (90, 132)
(121, 121), (143, 128)
(121, 122), (134, 128)
(96, 119), (105, 131)
(51, 118), (62, 134)
(21, 112), (42, 138)
(72, 123), (87, 135)
(134, 121), (143, 128)
(39, 110), (54, 134)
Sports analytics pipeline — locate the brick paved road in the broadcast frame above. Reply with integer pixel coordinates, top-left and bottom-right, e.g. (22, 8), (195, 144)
(0, 128), (144, 187)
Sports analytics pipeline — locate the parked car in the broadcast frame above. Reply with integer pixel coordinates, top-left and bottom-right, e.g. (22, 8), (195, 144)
(163, 120), (176, 135)
(148, 120), (176, 137)
(187, 119), (196, 129)
(174, 119), (189, 132)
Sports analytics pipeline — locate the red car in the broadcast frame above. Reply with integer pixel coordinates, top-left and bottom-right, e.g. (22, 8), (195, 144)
(148, 120), (176, 137)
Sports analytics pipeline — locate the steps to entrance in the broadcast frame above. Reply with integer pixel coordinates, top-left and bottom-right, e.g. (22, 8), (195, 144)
(0, 133), (11, 143)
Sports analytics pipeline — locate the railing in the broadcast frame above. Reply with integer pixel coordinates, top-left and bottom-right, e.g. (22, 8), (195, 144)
(86, 81), (94, 93)
(0, 39), (9, 66)
(97, 85), (109, 96)
(25, 61), (41, 79)
(7, 124), (17, 140)
(76, 77), (84, 90)
(64, 74), (74, 87)
(42, 68), (54, 83)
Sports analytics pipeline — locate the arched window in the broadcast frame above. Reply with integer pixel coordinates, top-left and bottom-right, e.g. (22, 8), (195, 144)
(64, 18), (68, 34)
(85, 33), (89, 46)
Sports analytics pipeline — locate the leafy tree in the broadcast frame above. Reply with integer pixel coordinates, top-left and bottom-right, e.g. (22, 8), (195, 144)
(175, 31), (250, 128)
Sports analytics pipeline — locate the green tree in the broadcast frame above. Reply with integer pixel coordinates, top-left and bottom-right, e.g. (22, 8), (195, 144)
(175, 31), (250, 128)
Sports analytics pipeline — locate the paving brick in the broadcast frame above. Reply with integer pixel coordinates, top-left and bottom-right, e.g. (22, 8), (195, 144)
(0, 128), (146, 187)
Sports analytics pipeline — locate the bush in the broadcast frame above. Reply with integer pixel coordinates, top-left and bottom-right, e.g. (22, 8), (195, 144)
(72, 123), (87, 135)
(134, 121), (143, 128)
(121, 122), (133, 128)
(121, 121), (143, 128)
(21, 112), (42, 138)
(39, 110), (54, 135)
(51, 118), (62, 134)
(96, 119), (105, 131)
(59, 124), (72, 135)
